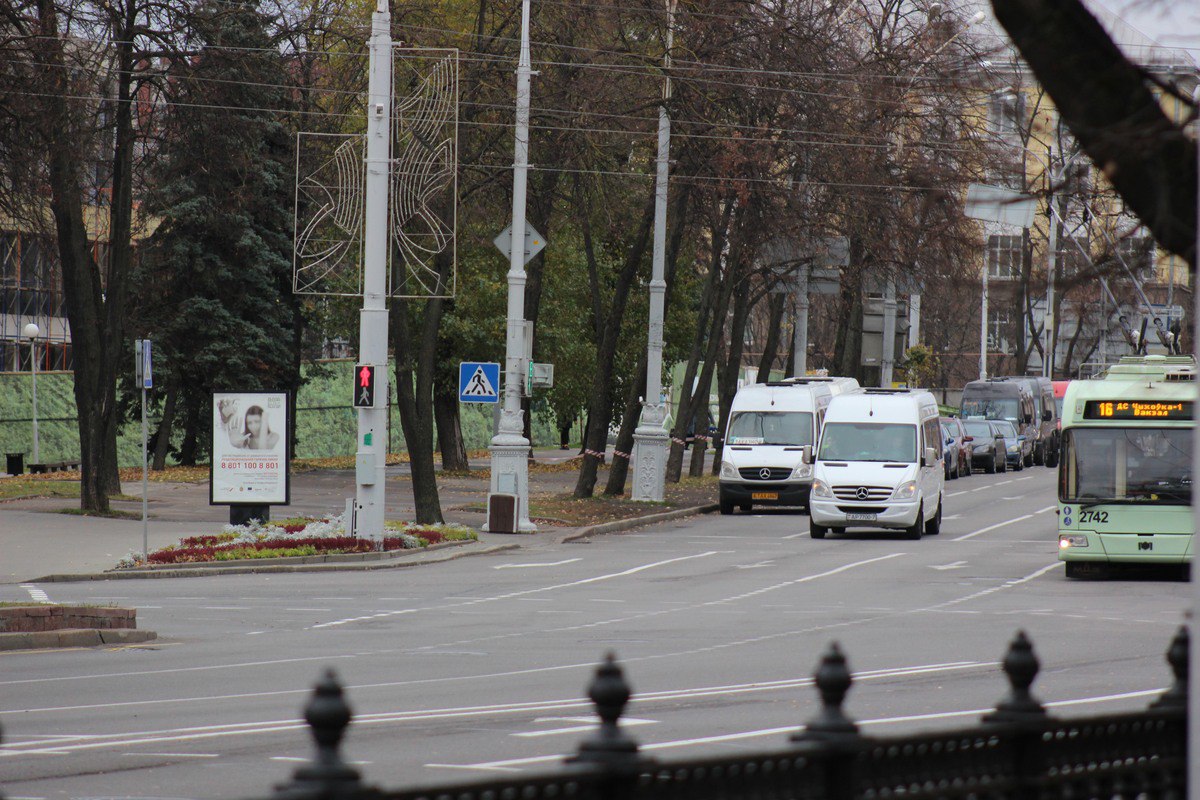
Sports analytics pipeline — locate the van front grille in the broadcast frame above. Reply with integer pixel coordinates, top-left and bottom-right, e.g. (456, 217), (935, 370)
(739, 467), (791, 481)
(832, 485), (893, 502)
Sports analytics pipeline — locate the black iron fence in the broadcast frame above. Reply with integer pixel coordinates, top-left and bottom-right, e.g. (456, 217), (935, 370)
(258, 627), (1188, 800)
(0, 629), (1185, 800)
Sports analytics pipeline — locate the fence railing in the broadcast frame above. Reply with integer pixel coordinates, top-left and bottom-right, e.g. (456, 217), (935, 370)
(254, 627), (1187, 800)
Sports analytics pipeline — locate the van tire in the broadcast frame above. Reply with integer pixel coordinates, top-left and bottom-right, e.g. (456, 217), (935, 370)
(904, 504), (924, 540)
(719, 496), (734, 515)
(1045, 442), (1060, 468)
(810, 522), (827, 539)
(925, 498), (942, 535)
(1033, 443), (1045, 466)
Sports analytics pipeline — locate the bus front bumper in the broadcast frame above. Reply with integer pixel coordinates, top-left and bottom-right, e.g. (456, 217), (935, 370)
(1058, 530), (1194, 564)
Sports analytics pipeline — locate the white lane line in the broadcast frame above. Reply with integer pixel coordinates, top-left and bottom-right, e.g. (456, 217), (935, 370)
(494, 559), (583, 570)
(924, 562), (1064, 610)
(0, 662), (988, 751)
(930, 561), (967, 571)
(782, 532), (807, 539)
(313, 552), (721, 629)
(426, 763), (522, 773)
(123, 753), (220, 758)
(1036, 505), (1056, 514)
(20, 584), (51, 604)
(200, 607), (251, 611)
(953, 514), (1033, 541)
(0, 654), (360, 688)
(443, 687), (1165, 770)
(514, 718), (657, 738)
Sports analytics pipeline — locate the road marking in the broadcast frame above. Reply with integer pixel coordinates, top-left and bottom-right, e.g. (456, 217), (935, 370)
(494, 559), (582, 570)
(953, 514), (1033, 541)
(313, 552), (720, 629)
(514, 717), (657, 738)
(124, 752), (220, 758)
(20, 584), (50, 604)
(943, 514), (962, 520)
(1036, 505), (1056, 514)
(437, 687), (1165, 770)
(734, 561), (776, 570)
(200, 606), (251, 611)
(924, 562), (1064, 610)
(0, 661), (987, 752)
(930, 561), (968, 571)
(782, 532), (807, 539)
(0, 654), (361, 688)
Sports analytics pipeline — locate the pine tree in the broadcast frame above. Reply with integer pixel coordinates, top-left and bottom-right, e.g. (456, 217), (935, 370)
(137, 0), (298, 463)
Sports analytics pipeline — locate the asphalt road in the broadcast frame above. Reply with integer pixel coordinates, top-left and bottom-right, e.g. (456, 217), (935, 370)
(0, 468), (1190, 799)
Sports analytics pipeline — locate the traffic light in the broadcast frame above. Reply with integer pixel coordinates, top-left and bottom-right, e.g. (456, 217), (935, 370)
(354, 364), (377, 408)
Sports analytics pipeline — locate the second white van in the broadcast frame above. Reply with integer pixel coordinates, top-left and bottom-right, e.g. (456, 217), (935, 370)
(807, 388), (945, 540)
(717, 378), (856, 514)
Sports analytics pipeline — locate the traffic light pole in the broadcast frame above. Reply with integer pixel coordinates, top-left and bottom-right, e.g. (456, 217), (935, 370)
(354, 0), (392, 541)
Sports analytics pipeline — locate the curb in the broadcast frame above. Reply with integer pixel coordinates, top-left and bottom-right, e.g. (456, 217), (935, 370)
(559, 503), (719, 543)
(33, 542), (522, 583)
(0, 628), (157, 651)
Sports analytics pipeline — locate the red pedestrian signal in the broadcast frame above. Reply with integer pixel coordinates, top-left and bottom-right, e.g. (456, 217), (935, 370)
(354, 364), (376, 408)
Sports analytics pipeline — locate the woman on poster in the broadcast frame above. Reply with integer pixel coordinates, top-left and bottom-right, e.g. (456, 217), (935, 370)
(236, 405), (280, 450)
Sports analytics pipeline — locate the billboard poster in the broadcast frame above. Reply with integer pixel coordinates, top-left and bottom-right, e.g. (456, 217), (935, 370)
(210, 392), (290, 505)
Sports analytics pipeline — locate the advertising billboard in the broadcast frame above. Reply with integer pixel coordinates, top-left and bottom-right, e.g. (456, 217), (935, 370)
(210, 392), (290, 506)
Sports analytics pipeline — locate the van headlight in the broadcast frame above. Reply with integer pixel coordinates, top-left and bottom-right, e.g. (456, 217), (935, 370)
(1007, 443), (1020, 453)
(719, 461), (738, 479)
(791, 463), (812, 479)
(811, 479), (833, 499)
(892, 480), (918, 500)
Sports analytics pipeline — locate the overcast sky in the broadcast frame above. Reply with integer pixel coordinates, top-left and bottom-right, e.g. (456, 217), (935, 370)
(1083, 0), (1199, 52)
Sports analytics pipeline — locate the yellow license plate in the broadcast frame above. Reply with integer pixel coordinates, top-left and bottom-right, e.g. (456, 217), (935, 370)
(752, 492), (778, 500)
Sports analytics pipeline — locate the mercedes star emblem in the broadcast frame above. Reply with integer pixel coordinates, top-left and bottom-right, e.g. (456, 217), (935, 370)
(759, 468), (772, 480)
(856, 487), (870, 500)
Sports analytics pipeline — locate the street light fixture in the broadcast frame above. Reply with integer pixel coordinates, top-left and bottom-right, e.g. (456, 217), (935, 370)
(22, 322), (40, 464)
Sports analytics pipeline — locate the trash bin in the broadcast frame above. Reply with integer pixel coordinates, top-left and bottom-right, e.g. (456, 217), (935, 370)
(6, 452), (24, 476)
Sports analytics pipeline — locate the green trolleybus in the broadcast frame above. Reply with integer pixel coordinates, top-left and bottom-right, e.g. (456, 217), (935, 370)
(1058, 355), (1195, 578)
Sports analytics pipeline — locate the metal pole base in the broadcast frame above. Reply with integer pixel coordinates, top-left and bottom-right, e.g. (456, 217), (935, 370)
(487, 433), (536, 533)
(230, 505), (270, 526)
(631, 404), (669, 502)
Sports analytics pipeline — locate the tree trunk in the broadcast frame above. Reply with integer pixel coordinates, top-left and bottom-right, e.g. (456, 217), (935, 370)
(434, 368), (469, 472)
(572, 188), (657, 498)
(1014, 228), (1034, 374)
(689, 399), (712, 478)
(602, 348), (647, 496)
(756, 292), (786, 381)
(714, 279), (754, 472)
(665, 197), (735, 482)
(178, 401), (201, 467)
(152, 387), (177, 471)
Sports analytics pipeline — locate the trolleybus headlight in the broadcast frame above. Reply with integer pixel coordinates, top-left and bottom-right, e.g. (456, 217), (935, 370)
(811, 479), (833, 499)
(719, 461), (738, 479)
(791, 463), (813, 479)
(1059, 534), (1089, 549)
(892, 480), (918, 500)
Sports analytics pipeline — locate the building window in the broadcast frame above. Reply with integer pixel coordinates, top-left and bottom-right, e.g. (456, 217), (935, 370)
(988, 92), (1026, 139)
(988, 307), (1013, 353)
(1056, 236), (1089, 277)
(986, 234), (1022, 279)
(1118, 236), (1154, 283)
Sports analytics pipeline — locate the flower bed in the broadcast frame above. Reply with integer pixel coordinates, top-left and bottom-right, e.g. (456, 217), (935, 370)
(117, 516), (476, 568)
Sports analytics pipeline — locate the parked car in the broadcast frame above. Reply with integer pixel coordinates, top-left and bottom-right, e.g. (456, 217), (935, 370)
(940, 416), (971, 480)
(962, 418), (1006, 474)
(993, 419), (1031, 471)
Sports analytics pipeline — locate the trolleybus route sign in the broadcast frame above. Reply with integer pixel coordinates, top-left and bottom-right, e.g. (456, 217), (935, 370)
(1083, 400), (1192, 420)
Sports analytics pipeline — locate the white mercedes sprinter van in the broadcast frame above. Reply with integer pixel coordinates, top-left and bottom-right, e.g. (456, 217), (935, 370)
(808, 388), (944, 540)
(717, 377), (858, 515)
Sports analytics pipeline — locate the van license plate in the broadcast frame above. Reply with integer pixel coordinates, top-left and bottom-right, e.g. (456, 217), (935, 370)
(752, 492), (778, 500)
(847, 513), (877, 522)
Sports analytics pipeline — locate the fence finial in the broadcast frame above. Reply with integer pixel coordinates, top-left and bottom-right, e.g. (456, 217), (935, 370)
(275, 669), (363, 797)
(984, 630), (1046, 723)
(569, 652), (641, 766)
(793, 641), (859, 741)
(1152, 625), (1188, 709)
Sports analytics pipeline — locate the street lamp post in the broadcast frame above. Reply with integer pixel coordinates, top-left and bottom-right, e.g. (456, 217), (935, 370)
(22, 322), (39, 464)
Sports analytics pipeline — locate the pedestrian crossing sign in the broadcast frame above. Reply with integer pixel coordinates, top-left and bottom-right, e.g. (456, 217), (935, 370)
(459, 362), (501, 403)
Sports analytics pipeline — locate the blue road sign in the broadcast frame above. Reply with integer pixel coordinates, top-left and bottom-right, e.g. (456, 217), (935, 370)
(459, 362), (501, 403)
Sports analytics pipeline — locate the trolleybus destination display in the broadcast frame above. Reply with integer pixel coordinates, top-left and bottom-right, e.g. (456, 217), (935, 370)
(1082, 400), (1193, 421)
(210, 391), (291, 505)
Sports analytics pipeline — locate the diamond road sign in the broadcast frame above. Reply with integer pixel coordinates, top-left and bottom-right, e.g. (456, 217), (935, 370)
(459, 362), (500, 403)
(493, 222), (547, 266)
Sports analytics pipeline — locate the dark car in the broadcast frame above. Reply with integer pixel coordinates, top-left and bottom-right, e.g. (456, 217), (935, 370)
(993, 419), (1031, 471)
(940, 416), (971, 479)
(962, 418), (1006, 474)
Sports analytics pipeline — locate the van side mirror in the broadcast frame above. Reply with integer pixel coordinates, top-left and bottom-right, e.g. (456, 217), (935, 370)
(1042, 409), (1052, 422)
(1024, 414), (1033, 424)
(963, 435), (974, 443)
(801, 444), (813, 465)
(923, 447), (937, 467)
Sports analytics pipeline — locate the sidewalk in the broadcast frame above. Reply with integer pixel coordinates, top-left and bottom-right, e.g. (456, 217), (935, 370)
(0, 448), (717, 583)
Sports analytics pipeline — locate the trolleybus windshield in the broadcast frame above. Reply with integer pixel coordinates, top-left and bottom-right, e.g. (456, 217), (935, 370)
(1060, 428), (1192, 505)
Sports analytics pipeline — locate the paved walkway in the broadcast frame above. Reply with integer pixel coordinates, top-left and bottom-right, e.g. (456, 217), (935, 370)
(0, 448), (715, 583)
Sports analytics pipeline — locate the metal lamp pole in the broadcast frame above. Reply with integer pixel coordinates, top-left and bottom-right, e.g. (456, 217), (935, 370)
(631, 0), (676, 502)
(487, 0), (536, 531)
(353, 0), (392, 541)
(23, 322), (39, 464)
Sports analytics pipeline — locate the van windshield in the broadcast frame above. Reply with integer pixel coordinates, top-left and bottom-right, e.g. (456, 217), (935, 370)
(819, 422), (916, 463)
(961, 398), (1019, 421)
(726, 411), (813, 446)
